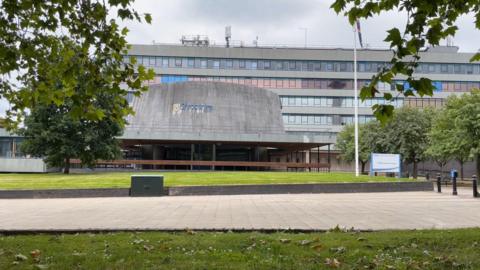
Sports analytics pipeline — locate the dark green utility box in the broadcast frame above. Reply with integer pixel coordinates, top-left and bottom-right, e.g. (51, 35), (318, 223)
(130, 175), (164, 197)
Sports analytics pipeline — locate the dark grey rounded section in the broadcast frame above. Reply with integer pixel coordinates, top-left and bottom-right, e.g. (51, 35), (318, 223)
(128, 82), (285, 134)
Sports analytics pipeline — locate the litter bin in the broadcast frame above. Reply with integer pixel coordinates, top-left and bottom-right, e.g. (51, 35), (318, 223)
(130, 175), (164, 197)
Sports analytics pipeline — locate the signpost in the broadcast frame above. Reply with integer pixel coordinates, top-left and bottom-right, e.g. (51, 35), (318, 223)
(370, 153), (401, 178)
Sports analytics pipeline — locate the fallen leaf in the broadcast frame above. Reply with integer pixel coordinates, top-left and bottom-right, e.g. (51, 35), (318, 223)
(299, 240), (313, 246)
(325, 258), (341, 268)
(35, 264), (48, 269)
(312, 244), (323, 251)
(330, 246), (346, 254)
(357, 237), (367, 242)
(15, 254), (28, 261)
(30, 249), (41, 260)
(279, 239), (291, 244)
(143, 245), (154, 251)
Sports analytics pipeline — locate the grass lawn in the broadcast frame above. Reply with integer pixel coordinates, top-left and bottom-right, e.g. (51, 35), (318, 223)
(0, 229), (478, 269)
(0, 171), (412, 190)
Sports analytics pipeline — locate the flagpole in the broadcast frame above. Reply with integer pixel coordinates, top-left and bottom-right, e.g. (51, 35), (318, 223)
(353, 23), (359, 177)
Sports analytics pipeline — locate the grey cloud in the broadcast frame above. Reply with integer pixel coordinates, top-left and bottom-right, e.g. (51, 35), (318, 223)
(120, 0), (479, 51)
(177, 0), (322, 25)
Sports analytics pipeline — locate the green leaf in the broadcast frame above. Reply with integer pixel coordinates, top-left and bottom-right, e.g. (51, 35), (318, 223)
(384, 28), (402, 47)
(372, 104), (394, 124)
(144, 13), (152, 24)
(470, 53), (480, 62)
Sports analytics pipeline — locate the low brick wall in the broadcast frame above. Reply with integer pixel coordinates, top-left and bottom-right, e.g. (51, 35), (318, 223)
(168, 182), (434, 196)
(0, 188), (130, 199)
(0, 182), (433, 199)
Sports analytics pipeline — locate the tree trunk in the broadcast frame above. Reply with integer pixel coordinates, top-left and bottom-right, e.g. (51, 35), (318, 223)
(64, 158), (70, 174)
(361, 161), (366, 174)
(476, 154), (480, 179)
(459, 160), (464, 181)
(412, 161), (418, 179)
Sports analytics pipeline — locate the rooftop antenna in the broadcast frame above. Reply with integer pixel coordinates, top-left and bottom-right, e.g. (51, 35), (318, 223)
(253, 36), (259, 47)
(225, 26), (232, 48)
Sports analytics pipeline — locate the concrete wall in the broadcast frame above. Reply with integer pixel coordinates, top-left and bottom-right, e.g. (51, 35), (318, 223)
(129, 44), (476, 63)
(127, 81), (285, 134)
(0, 158), (47, 173)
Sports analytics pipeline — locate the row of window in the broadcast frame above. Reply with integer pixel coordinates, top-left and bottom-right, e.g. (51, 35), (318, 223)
(155, 75), (480, 92)
(280, 96), (404, 108)
(282, 114), (375, 126)
(0, 138), (24, 158)
(404, 98), (445, 108)
(126, 55), (480, 75)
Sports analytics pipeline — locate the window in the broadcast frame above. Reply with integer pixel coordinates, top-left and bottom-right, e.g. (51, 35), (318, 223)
(326, 62), (334, 71)
(289, 61), (296, 70)
(226, 60), (233, 69)
(155, 57), (163, 67)
(175, 58), (182, 67)
(200, 59), (207, 69)
(239, 60), (246, 69)
(187, 58), (194, 68)
(288, 97), (295, 105)
(264, 61), (271, 70)
(181, 58), (188, 68)
(213, 60), (220, 69)
(301, 116), (308, 124)
(288, 115), (296, 124)
(301, 97), (308, 105)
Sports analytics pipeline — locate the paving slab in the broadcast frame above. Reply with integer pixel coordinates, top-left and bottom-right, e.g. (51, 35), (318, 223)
(0, 189), (479, 232)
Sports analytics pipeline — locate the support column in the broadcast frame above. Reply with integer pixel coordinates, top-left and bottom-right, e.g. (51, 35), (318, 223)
(317, 146), (320, 172)
(190, 144), (194, 171)
(306, 150), (310, 172)
(212, 144), (216, 171)
(327, 144), (331, 172)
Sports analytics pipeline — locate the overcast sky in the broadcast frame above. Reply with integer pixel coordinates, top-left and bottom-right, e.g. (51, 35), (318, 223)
(1, 0), (478, 116)
(122, 0), (478, 51)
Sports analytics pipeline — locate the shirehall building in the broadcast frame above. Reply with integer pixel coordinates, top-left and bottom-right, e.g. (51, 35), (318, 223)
(1, 43), (479, 172)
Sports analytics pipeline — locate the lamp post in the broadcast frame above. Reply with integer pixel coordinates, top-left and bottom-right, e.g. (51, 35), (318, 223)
(299, 27), (307, 48)
(353, 23), (359, 177)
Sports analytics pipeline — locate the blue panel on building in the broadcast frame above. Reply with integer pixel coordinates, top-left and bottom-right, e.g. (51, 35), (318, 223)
(161, 75), (188, 84)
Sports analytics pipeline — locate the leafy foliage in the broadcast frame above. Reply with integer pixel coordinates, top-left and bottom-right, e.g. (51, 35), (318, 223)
(336, 121), (386, 173)
(337, 108), (433, 178)
(383, 107), (434, 178)
(0, 0), (154, 129)
(331, 0), (480, 120)
(434, 90), (480, 177)
(20, 93), (123, 173)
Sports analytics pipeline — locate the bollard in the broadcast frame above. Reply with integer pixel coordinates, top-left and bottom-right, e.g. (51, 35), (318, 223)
(473, 175), (478, 198)
(436, 173), (442, 193)
(452, 172), (458, 196)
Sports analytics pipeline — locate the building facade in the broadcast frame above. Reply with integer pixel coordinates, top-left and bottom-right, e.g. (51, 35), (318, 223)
(124, 44), (480, 170)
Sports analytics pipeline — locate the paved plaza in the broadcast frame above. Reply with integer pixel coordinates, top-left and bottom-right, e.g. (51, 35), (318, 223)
(0, 188), (479, 231)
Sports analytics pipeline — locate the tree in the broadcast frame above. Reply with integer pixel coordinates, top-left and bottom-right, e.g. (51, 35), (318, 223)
(331, 0), (480, 120)
(427, 108), (471, 179)
(336, 121), (386, 173)
(20, 93), (123, 174)
(425, 109), (450, 175)
(0, 0), (154, 129)
(383, 107), (434, 178)
(440, 90), (480, 178)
